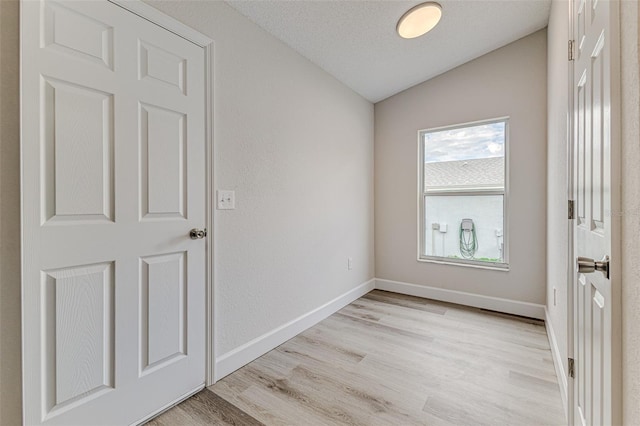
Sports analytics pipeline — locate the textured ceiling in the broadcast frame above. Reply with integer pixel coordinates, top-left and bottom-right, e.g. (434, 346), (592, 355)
(225, 0), (551, 102)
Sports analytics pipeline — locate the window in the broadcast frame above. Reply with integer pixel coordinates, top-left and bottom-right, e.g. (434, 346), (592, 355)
(419, 118), (508, 269)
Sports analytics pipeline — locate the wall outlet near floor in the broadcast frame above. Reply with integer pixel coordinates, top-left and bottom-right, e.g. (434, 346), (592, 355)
(217, 190), (235, 210)
(348, 257), (353, 270)
(553, 287), (557, 306)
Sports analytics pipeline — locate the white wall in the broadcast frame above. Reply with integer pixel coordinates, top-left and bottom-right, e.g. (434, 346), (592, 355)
(545, 0), (570, 407)
(620, 0), (640, 422)
(142, 0), (374, 368)
(375, 30), (547, 306)
(0, 0), (22, 424)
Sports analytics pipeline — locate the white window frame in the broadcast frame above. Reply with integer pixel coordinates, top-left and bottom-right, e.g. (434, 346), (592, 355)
(417, 117), (510, 271)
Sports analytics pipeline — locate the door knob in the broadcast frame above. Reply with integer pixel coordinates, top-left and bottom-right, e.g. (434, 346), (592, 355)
(189, 228), (207, 240)
(576, 255), (609, 279)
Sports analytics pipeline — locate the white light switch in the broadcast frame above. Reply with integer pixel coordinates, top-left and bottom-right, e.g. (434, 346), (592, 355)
(217, 190), (235, 210)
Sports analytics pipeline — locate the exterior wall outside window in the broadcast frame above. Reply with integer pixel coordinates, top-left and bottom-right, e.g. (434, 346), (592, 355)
(425, 195), (504, 260)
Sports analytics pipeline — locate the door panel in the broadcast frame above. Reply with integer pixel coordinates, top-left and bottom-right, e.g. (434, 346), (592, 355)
(138, 41), (186, 94)
(42, 1), (114, 69)
(140, 252), (187, 372)
(139, 103), (187, 220)
(42, 78), (115, 223)
(21, 1), (207, 424)
(43, 262), (115, 414)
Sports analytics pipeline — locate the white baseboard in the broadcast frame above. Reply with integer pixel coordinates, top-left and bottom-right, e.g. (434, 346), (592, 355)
(545, 307), (568, 419)
(374, 278), (545, 320)
(213, 279), (376, 381)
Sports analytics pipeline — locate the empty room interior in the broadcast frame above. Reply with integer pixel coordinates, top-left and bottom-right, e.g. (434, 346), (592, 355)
(0, 0), (639, 425)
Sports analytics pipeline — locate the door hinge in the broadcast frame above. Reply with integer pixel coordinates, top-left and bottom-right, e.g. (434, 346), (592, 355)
(568, 40), (575, 61)
(568, 199), (575, 219)
(568, 358), (575, 378)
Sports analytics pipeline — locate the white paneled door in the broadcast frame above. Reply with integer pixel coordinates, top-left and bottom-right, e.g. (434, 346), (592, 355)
(20, 1), (207, 424)
(571, 0), (620, 424)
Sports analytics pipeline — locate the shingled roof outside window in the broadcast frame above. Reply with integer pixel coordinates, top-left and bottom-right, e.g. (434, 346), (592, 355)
(424, 156), (504, 191)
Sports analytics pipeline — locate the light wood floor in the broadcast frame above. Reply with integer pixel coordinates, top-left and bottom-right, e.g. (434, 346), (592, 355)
(148, 290), (566, 425)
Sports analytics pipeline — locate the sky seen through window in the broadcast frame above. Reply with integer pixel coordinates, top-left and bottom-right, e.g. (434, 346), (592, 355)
(424, 121), (505, 163)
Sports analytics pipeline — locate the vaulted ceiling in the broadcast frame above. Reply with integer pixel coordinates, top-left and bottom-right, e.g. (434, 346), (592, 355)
(226, 0), (551, 102)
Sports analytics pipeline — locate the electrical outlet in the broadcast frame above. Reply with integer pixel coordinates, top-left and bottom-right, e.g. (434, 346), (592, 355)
(553, 287), (557, 306)
(348, 257), (353, 270)
(217, 190), (235, 210)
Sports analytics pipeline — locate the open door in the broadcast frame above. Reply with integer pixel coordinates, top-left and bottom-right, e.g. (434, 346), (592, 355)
(20, 1), (210, 424)
(570, 0), (621, 424)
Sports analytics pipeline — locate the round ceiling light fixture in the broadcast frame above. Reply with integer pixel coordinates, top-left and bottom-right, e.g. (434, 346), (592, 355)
(396, 2), (442, 39)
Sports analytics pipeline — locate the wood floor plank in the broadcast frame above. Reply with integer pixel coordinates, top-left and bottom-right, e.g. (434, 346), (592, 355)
(147, 389), (264, 426)
(146, 404), (200, 426)
(183, 390), (265, 426)
(362, 291), (448, 315)
(352, 295), (549, 352)
(152, 290), (566, 425)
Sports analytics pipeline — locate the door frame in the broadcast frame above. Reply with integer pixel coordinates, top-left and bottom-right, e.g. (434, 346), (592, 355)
(106, 0), (217, 386)
(566, 0), (623, 423)
(566, 1), (575, 424)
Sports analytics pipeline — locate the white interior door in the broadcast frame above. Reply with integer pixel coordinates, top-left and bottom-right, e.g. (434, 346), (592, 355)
(20, 1), (207, 424)
(571, 0), (620, 424)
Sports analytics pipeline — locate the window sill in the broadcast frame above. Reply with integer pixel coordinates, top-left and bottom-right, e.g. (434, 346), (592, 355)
(417, 256), (510, 272)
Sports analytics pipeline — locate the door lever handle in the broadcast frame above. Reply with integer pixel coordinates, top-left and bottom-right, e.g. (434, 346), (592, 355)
(576, 255), (609, 279)
(189, 228), (207, 240)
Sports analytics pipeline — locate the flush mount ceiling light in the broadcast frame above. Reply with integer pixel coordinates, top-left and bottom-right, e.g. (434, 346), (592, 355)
(396, 2), (442, 39)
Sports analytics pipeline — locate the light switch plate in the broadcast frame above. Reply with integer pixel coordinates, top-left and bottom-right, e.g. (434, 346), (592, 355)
(217, 190), (235, 210)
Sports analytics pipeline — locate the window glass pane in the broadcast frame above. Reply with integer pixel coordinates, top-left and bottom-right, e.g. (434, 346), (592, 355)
(424, 121), (505, 162)
(424, 195), (504, 263)
(424, 121), (505, 191)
